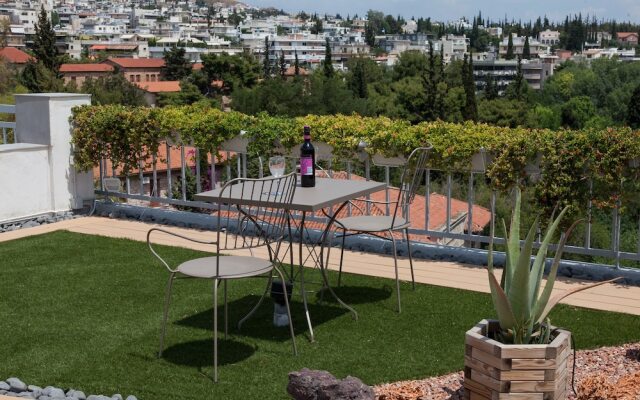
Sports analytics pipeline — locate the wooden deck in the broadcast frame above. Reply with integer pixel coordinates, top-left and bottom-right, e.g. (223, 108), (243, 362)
(2, 216), (640, 316)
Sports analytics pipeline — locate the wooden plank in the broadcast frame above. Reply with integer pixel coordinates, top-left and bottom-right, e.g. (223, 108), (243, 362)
(546, 332), (571, 358)
(498, 393), (544, 400)
(470, 369), (505, 392)
(472, 347), (511, 371)
(509, 380), (557, 392)
(500, 346), (548, 359)
(470, 392), (491, 400)
(463, 376), (494, 398)
(465, 355), (500, 379)
(467, 330), (501, 356)
(499, 369), (546, 381)
(511, 358), (557, 370)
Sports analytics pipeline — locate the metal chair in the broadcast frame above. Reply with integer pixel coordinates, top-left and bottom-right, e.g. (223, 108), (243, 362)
(147, 172), (298, 382)
(334, 147), (432, 313)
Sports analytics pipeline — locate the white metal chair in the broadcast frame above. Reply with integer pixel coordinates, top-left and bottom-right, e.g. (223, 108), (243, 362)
(333, 147), (432, 313)
(147, 172), (298, 382)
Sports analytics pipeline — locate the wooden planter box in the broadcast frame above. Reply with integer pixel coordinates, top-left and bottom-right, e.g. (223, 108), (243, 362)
(464, 319), (571, 400)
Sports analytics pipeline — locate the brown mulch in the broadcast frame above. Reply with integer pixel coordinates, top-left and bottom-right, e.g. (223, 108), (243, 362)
(374, 342), (640, 400)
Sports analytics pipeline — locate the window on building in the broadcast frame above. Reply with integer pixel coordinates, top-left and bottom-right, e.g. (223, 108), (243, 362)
(130, 75), (135, 82)
(136, 75), (141, 82)
(146, 74), (149, 81)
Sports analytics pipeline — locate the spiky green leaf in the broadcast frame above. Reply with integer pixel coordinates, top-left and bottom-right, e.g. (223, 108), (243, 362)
(508, 216), (538, 329)
(529, 207), (569, 309)
(487, 269), (517, 330)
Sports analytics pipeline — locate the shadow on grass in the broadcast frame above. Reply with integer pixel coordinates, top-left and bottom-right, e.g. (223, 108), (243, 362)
(162, 338), (255, 368)
(315, 285), (393, 305)
(175, 295), (348, 341)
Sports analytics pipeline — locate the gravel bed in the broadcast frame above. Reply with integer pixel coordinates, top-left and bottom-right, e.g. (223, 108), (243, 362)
(0, 211), (83, 233)
(374, 341), (640, 400)
(0, 378), (137, 400)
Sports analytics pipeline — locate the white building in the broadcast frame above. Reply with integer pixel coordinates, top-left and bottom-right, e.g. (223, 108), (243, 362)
(538, 29), (560, 46)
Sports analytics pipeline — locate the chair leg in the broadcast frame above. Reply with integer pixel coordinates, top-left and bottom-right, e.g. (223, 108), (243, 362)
(213, 278), (219, 383)
(238, 274), (272, 330)
(389, 230), (401, 313)
(274, 265), (297, 356)
(338, 230), (346, 287)
(158, 272), (175, 358)
(406, 228), (416, 290)
(224, 280), (228, 340)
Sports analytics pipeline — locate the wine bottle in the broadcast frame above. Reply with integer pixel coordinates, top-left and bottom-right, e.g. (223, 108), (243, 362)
(300, 126), (315, 187)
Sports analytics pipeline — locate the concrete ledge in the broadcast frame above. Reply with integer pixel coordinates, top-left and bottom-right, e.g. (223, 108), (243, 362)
(94, 202), (640, 286)
(0, 143), (48, 153)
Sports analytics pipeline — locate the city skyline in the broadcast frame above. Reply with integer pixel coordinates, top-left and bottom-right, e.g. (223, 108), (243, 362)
(245, 0), (640, 23)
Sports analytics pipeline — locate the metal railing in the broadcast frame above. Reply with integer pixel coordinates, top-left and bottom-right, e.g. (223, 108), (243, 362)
(0, 104), (16, 145)
(92, 138), (640, 270)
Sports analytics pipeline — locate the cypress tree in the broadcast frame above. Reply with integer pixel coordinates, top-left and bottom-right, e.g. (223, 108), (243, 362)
(33, 5), (59, 72)
(294, 49), (300, 76)
(463, 53), (478, 121)
(279, 50), (286, 79)
(323, 38), (334, 78)
(522, 35), (531, 59)
(263, 36), (271, 78)
(506, 33), (514, 60)
(628, 84), (640, 129)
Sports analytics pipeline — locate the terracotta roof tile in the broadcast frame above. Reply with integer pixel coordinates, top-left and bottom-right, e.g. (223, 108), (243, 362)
(135, 81), (181, 93)
(60, 63), (114, 73)
(0, 47), (34, 64)
(104, 57), (165, 69)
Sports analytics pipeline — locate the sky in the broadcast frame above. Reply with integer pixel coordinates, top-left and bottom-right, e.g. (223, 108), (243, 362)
(244, 0), (640, 23)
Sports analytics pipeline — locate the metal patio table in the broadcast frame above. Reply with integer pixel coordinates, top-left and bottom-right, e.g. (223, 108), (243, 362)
(195, 177), (386, 341)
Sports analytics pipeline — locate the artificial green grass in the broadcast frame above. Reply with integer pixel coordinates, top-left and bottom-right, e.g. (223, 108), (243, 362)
(1, 231), (639, 399)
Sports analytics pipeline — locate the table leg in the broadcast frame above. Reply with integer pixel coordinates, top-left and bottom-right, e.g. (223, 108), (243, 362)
(319, 201), (358, 320)
(288, 211), (315, 342)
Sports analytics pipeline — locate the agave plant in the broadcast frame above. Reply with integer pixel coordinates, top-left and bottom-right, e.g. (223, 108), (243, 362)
(487, 188), (618, 344)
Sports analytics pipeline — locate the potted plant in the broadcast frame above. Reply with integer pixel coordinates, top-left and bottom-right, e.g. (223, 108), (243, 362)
(464, 188), (619, 400)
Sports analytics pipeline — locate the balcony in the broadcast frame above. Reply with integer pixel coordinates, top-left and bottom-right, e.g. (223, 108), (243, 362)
(1, 94), (640, 399)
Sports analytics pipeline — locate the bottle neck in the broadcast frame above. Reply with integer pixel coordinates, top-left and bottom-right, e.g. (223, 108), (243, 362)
(303, 134), (311, 142)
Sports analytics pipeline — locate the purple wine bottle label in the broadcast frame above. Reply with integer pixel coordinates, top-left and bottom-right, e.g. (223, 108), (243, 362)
(300, 155), (313, 176)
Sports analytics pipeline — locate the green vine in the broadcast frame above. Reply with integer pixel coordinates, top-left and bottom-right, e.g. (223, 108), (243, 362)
(71, 105), (640, 215)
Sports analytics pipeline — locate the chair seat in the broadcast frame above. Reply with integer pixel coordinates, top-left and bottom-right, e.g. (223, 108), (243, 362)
(336, 215), (409, 232)
(177, 256), (273, 279)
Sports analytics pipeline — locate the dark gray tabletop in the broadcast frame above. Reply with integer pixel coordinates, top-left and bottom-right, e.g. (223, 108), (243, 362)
(194, 178), (387, 212)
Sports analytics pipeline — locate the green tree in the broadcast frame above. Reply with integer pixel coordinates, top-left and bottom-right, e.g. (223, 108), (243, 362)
(462, 54), (477, 121)
(279, 50), (286, 79)
(560, 95), (596, 129)
(483, 74), (499, 100)
(393, 50), (429, 80)
(346, 57), (381, 99)
(80, 74), (145, 106)
(294, 50), (300, 76)
(0, 18), (10, 47)
(263, 36), (271, 78)
(201, 52), (261, 94)
(311, 18), (323, 34)
(323, 38), (334, 78)
(162, 46), (191, 81)
(506, 33), (514, 60)
(628, 84), (640, 129)
(157, 80), (207, 107)
(522, 36), (531, 59)
(20, 61), (65, 92)
(33, 5), (59, 72)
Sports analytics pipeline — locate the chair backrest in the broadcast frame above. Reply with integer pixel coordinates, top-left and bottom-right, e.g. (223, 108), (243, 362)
(215, 172), (297, 271)
(391, 146), (432, 226)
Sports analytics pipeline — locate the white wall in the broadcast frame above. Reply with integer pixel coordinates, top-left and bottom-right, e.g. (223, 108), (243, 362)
(0, 93), (93, 223)
(0, 144), (51, 221)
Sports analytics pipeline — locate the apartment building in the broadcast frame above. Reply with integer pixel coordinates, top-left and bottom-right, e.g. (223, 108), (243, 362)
(473, 57), (556, 93)
(268, 33), (326, 66)
(499, 35), (545, 58)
